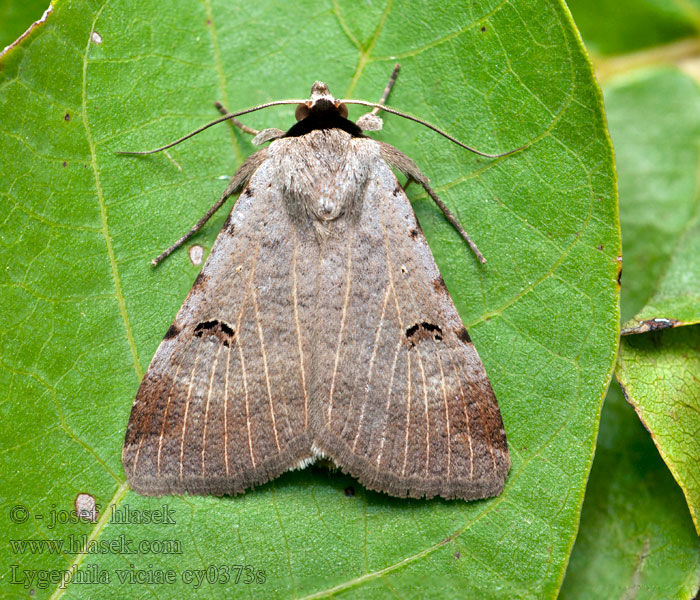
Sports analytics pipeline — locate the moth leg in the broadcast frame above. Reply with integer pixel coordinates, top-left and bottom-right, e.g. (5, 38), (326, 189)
(151, 147), (268, 266)
(214, 101), (259, 136)
(215, 101), (285, 146)
(371, 62), (401, 115)
(378, 141), (486, 263)
(357, 63), (401, 132)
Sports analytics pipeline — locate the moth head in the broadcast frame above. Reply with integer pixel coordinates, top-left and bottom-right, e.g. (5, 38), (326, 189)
(295, 81), (349, 121)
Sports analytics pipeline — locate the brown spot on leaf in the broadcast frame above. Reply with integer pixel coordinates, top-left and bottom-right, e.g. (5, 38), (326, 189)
(62, 161), (67, 167)
(64, 112), (70, 121)
(454, 551), (461, 559)
(597, 244), (603, 250)
(480, 26), (486, 32)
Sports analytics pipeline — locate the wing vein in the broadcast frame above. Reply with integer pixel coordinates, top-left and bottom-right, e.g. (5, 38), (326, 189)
(233, 231), (265, 469)
(375, 338), (403, 467)
(224, 344), (232, 476)
(292, 233), (309, 429)
(436, 352), (451, 480)
(450, 360), (474, 478)
(179, 352), (201, 481)
(415, 353), (430, 477)
(352, 284), (392, 451)
(328, 239), (353, 422)
(156, 363), (183, 476)
(201, 344), (223, 475)
(253, 283), (281, 452)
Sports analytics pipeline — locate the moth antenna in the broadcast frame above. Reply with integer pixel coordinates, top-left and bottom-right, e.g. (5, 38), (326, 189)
(115, 99), (304, 156)
(342, 99), (527, 158)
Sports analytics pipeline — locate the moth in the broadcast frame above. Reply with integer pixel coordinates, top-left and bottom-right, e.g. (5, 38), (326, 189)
(120, 66), (512, 500)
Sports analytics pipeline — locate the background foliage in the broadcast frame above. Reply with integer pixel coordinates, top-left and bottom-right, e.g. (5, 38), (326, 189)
(562, 1), (700, 597)
(3, 0), (696, 597)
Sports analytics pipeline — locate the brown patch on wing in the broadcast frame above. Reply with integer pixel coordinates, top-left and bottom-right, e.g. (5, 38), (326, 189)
(191, 271), (209, 290)
(164, 323), (181, 340)
(223, 211), (236, 235)
(432, 276), (448, 293)
(404, 321), (443, 348)
(455, 327), (471, 344)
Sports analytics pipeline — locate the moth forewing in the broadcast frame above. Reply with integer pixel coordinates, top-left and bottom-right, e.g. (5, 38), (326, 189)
(308, 133), (509, 499)
(122, 73), (510, 500)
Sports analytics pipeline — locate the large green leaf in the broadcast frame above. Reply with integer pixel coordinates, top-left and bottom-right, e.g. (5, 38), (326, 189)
(617, 327), (700, 535)
(560, 382), (700, 599)
(599, 68), (700, 327)
(0, 0), (618, 597)
(598, 63), (700, 534)
(564, 0), (700, 57)
(625, 211), (700, 331)
(561, 3), (700, 597)
(555, 47), (700, 595)
(606, 68), (700, 334)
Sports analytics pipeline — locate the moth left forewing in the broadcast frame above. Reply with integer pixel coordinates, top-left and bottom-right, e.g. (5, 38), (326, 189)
(312, 142), (509, 500)
(123, 156), (316, 496)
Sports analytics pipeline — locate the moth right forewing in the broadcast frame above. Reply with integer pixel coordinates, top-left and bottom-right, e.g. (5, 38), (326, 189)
(311, 144), (509, 500)
(123, 156), (315, 496)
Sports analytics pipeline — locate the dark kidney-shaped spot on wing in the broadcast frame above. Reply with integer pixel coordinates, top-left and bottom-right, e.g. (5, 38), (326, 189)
(405, 321), (443, 348)
(193, 319), (236, 347)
